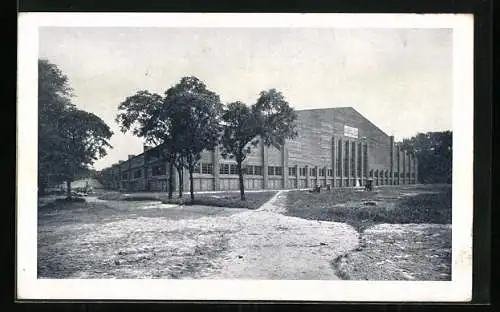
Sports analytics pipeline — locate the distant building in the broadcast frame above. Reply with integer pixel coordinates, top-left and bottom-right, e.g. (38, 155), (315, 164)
(100, 107), (418, 192)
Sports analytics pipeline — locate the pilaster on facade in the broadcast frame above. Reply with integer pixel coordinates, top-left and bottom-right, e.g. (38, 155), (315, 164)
(347, 139), (351, 185)
(396, 146), (400, 185)
(128, 161), (131, 192)
(262, 143), (268, 189)
(408, 153), (412, 185)
(389, 136), (394, 185)
(295, 164), (299, 188)
(402, 150), (407, 185)
(340, 138), (345, 187)
(213, 146), (220, 191)
(332, 136), (337, 187)
(143, 152), (148, 190)
(305, 165), (310, 188)
(415, 157), (419, 184)
(353, 140), (358, 185)
(359, 142), (366, 185)
(282, 143), (288, 190)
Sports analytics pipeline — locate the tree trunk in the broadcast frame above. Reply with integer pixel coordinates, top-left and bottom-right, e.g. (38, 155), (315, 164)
(237, 161), (246, 201)
(177, 167), (183, 198)
(168, 162), (174, 199)
(189, 169), (194, 202)
(66, 180), (72, 199)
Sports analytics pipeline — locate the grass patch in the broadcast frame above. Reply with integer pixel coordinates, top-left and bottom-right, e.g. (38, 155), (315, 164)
(97, 190), (278, 209)
(55, 197), (86, 203)
(160, 191), (277, 209)
(283, 185), (451, 232)
(98, 192), (162, 201)
(332, 224), (452, 280)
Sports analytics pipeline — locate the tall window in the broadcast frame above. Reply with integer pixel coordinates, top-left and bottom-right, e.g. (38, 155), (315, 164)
(230, 164), (238, 175)
(268, 166), (275, 176)
(344, 141), (349, 176)
(351, 141), (356, 176)
(267, 166), (283, 176)
(122, 173), (128, 180)
(220, 164), (230, 175)
(299, 167), (306, 177)
(363, 144), (368, 177)
(275, 167), (283, 176)
(133, 169), (142, 179)
(288, 167), (297, 177)
(245, 165), (253, 175)
(320, 168), (326, 177)
(201, 163), (213, 174)
(254, 166), (263, 176)
(310, 167), (317, 177)
(336, 140), (342, 177)
(327, 168), (333, 177)
(357, 143), (362, 177)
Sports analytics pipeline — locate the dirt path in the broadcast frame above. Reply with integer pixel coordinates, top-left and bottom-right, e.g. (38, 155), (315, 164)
(38, 191), (359, 279)
(197, 191), (359, 279)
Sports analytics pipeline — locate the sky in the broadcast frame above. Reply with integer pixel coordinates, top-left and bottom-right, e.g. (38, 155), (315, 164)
(38, 27), (453, 170)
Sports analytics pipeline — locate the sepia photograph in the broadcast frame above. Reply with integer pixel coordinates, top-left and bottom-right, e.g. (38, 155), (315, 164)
(17, 13), (473, 301)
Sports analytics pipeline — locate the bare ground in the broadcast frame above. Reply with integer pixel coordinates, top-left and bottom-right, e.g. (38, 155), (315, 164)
(281, 184), (452, 281)
(38, 192), (359, 279)
(38, 199), (246, 278)
(333, 223), (452, 280)
(196, 192), (359, 279)
(38, 185), (451, 280)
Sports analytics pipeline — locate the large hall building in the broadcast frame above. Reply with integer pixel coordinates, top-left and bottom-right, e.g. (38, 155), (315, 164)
(100, 107), (418, 192)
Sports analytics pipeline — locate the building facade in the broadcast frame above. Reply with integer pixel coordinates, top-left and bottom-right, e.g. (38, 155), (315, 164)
(100, 107), (418, 192)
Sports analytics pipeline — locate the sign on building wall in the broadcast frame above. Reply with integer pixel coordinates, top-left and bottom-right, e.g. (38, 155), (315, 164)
(344, 125), (359, 138)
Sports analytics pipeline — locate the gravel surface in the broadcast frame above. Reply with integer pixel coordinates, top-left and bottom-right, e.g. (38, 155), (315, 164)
(38, 191), (359, 279)
(197, 192), (359, 279)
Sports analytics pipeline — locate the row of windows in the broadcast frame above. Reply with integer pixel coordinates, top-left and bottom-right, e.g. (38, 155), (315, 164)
(368, 170), (416, 178)
(287, 166), (334, 177)
(268, 166), (283, 176)
(121, 170), (142, 180)
(335, 141), (369, 177)
(244, 165), (263, 176)
(123, 163), (417, 179)
(193, 163), (214, 174)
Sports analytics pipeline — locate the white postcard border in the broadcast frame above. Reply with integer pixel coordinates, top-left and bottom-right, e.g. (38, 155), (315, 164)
(17, 13), (473, 301)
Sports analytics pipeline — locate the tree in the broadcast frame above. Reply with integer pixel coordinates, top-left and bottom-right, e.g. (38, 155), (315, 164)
(399, 131), (452, 184)
(57, 108), (113, 198)
(116, 90), (178, 198)
(38, 59), (75, 193)
(220, 89), (298, 200)
(116, 76), (222, 201)
(38, 59), (113, 197)
(163, 77), (222, 201)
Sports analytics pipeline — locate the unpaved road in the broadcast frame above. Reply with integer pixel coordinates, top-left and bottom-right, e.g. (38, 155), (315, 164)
(38, 191), (359, 279)
(196, 192), (359, 279)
